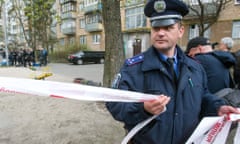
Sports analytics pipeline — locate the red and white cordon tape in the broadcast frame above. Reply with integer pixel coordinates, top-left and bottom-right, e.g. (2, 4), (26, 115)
(186, 111), (240, 144)
(0, 77), (158, 102)
(0, 76), (159, 144)
(0, 77), (239, 144)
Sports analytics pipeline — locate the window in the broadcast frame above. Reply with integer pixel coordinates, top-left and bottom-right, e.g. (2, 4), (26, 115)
(61, 20), (76, 29)
(92, 34), (100, 44)
(189, 24), (210, 39)
(12, 25), (18, 33)
(189, 25), (200, 39)
(69, 37), (75, 44)
(125, 0), (144, 6)
(85, 14), (102, 24)
(79, 18), (85, 28)
(59, 38), (65, 45)
(79, 3), (84, 11)
(125, 6), (146, 29)
(80, 35), (87, 44)
(232, 21), (240, 39)
(84, 0), (99, 6)
(61, 2), (76, 13)
(187, 0), (213, 5)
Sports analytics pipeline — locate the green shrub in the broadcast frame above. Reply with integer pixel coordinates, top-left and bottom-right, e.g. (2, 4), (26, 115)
(49, 44), (89, 63)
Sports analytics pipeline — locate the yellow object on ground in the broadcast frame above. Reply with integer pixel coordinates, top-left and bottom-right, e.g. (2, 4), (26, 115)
(34, 72), (53, 80)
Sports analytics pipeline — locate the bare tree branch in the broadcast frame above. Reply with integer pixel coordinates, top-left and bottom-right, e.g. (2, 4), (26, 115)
(184, 0), (232, 36)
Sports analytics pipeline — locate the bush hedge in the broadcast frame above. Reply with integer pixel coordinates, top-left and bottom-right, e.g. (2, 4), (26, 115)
(49, 44), (89, 63)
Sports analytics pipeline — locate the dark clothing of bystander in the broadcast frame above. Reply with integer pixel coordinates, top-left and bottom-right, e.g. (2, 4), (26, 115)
(194, 51), (236, 93)
(233, 50), (240, 89)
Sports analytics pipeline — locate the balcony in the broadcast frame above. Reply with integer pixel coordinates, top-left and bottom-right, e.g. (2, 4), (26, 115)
(60, 0), (76, 4)
(61, 20), (76, 35)
(184, 3), (218, 20)
(124, 0), (144, 7)
(8, 30), (18, 35)
(61, 26), (76, 35)
(61, 12), (77, 19)
(85, 23), (103, 32)
(84, 3), (102, 14)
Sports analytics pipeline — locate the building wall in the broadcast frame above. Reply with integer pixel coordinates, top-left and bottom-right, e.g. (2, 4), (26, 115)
(56, 0), (105, 51)
(181, 1), (240, 52)
(55, 0), (240, 55)
(121, 0), (151, 57)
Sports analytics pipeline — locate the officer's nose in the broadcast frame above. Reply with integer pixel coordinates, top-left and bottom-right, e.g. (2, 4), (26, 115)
(155, 27), (167, 36)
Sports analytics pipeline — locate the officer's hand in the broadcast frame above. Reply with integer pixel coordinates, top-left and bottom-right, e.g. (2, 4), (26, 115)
(144, 95), (170, 115)
(218, 105), (240, 116)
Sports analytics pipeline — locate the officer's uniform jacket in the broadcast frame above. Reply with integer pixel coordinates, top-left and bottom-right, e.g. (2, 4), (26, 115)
(106, 46), (225, 144)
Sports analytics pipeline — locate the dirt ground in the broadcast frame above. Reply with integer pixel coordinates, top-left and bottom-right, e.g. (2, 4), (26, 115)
(0, 67), (125, 144)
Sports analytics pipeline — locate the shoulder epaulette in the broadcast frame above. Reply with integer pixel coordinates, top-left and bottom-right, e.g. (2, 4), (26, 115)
(125, 54), (144, 66)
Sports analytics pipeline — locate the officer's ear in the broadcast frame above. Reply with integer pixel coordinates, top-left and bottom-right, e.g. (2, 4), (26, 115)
(177, 22), (184, 38)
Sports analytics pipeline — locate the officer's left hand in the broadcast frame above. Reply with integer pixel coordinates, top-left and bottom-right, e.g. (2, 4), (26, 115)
(144, 95), (170, 115)
(218, 105), (240, 116)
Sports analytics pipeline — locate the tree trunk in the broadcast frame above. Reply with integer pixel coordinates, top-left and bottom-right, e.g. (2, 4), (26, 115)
(102, 0), (125, 87)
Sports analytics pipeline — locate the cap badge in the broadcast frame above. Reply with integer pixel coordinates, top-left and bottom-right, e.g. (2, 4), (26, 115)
(154, 0), (166, 13)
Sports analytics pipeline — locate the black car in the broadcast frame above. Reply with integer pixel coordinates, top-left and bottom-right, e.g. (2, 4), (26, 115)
(68, 51), (105, 65)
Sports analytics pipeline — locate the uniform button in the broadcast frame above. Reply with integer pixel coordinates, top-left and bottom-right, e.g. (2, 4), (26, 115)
(175, 113), (178, 116)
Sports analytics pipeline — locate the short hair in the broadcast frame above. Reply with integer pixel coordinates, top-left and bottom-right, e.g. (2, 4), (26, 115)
(221, 37), (234, 49)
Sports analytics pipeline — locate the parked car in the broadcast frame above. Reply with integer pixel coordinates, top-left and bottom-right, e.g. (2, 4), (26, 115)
(68, 51), (105, 65)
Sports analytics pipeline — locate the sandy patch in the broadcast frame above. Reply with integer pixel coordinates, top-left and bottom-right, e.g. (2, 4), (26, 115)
(0, 67), (125, 144)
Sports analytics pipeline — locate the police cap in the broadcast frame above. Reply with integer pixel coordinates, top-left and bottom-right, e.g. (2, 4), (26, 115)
(144, 0), (189, 27)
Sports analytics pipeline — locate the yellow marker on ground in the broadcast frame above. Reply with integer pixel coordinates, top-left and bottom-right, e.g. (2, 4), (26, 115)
(34, 72), (53, 80)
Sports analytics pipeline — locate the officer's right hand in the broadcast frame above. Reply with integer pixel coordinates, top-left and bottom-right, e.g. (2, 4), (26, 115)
(144, 95), (170, 115)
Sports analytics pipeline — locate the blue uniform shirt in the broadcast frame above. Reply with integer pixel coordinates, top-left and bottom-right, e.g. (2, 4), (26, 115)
(158, 49), (179, 77)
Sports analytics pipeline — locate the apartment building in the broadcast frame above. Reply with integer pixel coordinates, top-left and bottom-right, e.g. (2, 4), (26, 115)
(56, 0), (105, 51)
(4, 0), (27, 49)
(181, 0), (240, 51)
(121, 0), (240, 53)
(56, 0), (149, 55)
(120, 0), (151, 58)
(55, 0), (240, 56)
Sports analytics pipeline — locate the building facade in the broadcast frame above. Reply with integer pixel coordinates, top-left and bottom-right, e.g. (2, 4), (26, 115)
(56, 0), (105, 51)
(3, 0), (28, 49)
(54, 0), (240, 56)
(181, 0), (240, 51)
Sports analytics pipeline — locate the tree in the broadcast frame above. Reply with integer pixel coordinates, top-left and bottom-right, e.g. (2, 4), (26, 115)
(23, 0), (55, 51)
(10, 0), (31, 48)
(184, 0), (231, 36)
(102, 0), (125, 87)
(0, 0), (5, 42)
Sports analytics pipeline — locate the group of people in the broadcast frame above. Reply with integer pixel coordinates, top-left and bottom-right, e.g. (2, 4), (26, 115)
(186, 36), (239, 92)
(8, 48), (34, 67)
(106, 0), (240, 144)
(1, 47), (48, 67)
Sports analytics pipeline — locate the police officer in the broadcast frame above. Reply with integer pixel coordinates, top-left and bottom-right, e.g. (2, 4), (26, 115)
(106, 0), (240, 144)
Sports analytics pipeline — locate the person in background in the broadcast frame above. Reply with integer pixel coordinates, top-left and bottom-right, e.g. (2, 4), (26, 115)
(186, 36), (236, 93)
(106, 1), (240, 144)
(219, 37), (234, 52)
(38, 47), (48, 66)
(218, 36), (239, 89)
